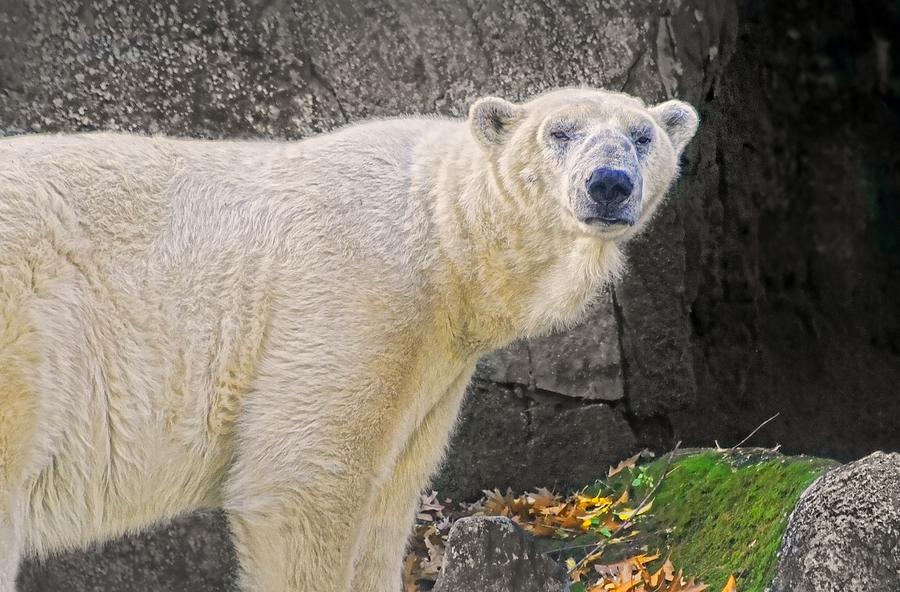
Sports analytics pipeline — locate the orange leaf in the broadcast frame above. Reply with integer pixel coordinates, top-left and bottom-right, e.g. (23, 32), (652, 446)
(632, 552), (661, 566)
(721, 575), (737, 592)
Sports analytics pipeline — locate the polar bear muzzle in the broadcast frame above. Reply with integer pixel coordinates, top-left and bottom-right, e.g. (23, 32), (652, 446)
(572, 129), (644, 229)
(585, 167), (638, 226)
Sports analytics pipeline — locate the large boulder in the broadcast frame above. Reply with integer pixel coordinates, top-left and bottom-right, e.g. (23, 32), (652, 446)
(16, 510), (237, 592)
(771, 451), (900, 591)
(433, 517), (569, 592)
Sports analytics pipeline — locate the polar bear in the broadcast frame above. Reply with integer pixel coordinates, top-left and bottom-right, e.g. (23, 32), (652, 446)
(0, 88), (698, 592)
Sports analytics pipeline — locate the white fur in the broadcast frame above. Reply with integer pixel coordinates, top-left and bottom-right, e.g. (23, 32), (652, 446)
(0, 88), (697, 591)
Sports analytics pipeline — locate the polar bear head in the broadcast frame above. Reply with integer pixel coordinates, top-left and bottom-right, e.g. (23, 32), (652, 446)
(468, 88), (699, 242)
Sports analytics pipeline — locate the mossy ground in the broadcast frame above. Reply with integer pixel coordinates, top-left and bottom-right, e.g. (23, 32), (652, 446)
(569, 449), (837, 591)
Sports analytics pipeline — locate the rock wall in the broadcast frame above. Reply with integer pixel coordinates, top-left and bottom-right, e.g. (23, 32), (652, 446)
(667, 0), (900, 467)
(2, 0), (899, 588)
(440, 0), (900, 498)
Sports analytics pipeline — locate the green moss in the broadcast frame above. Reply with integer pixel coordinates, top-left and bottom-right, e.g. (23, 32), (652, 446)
(601, 450), (836, 591)
(545, 450), (837, 590)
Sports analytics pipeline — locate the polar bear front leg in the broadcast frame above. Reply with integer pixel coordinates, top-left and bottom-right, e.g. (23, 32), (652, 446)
(224, 435), (373, 592)
(226, 492), (359, 592)
(223, 384), (393, 592)
(0, 489), (24, 592)
(351, 369), (473, 592)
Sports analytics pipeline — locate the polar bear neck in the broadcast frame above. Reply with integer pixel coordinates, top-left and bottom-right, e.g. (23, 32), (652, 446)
(424, 129), (624, 352)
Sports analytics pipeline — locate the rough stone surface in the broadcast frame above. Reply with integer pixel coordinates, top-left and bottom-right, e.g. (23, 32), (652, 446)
(433, 517), (569, 592)
(17, 510), (237, 592)
(477, 295), (623, 401)
(663, 0), (900, 462)
(771, 452), (900, 592)
(432, 381), (638, 500)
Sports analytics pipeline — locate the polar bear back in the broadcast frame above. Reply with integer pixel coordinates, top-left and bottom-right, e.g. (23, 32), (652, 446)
(1, 124), (449, 266)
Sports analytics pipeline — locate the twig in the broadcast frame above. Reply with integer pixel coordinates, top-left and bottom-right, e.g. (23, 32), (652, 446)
(728, 412), (780, 452)
(544, 531), (638, 555)
(569, 440), (682, 573)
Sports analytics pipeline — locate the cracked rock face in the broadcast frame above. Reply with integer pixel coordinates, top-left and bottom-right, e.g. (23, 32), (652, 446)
(771, 452), (900, 592)
(433, 517), (570, 592)
(431, 380), (638, 500)
(477, 295), (624, 402)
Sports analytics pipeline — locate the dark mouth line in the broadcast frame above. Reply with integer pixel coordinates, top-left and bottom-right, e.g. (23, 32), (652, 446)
(583, 217), (635, 227)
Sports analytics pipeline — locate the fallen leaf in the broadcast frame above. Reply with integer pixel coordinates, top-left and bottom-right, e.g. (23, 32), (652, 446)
(609, 452), (642, 478)
(419, 534), (444, 576)
(662, 559), (675, 582)
(721, 575), (737, 592)
(402, 554), (419, 592)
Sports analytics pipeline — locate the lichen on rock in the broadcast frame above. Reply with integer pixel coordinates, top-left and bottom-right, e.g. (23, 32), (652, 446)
(771, 451), (900, 592)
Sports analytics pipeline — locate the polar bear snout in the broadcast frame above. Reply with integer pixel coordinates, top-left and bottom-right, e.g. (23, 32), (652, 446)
(579, 166), (641, 227)
(587, 167), (633, 206)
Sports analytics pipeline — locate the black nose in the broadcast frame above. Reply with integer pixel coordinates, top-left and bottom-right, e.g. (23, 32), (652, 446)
(587, 168), (634, 204)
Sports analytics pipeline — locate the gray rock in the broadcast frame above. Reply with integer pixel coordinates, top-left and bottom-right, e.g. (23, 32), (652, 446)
(432, 381), (638, 501)
(433, 517), (569, 592)
(476, 341), (533, 388)
(477, 296), (624, 402)
(771, 452), (900, 592)
(17, 510), (238, 592)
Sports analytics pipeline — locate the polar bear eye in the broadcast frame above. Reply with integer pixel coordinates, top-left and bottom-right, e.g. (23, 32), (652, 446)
(635, 135), (652, 146)
(550, 130), (571, 142)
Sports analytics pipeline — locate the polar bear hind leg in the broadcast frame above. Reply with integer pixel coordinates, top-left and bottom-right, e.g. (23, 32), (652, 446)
(0, 275), (41, 592)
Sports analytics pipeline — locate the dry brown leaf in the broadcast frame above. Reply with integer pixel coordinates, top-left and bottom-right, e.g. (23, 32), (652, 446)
(679, 580), (709, 592)
(609, 452), (642, 477)
(402, 553), (419, 592)
(528, 487), (560, 510)
(419, 535), (444, 576)
(662, 559), (675, 582)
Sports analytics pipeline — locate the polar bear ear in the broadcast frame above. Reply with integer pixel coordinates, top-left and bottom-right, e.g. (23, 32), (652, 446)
(468, 96), (523, 148)
(650, 100), (700, 154)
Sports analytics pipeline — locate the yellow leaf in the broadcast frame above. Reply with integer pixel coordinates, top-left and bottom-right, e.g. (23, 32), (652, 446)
(616, 508), (635, 521)
(635, 500), (654, 516)
(721, 575), (738, 592)
(632, 552), (660, 566)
